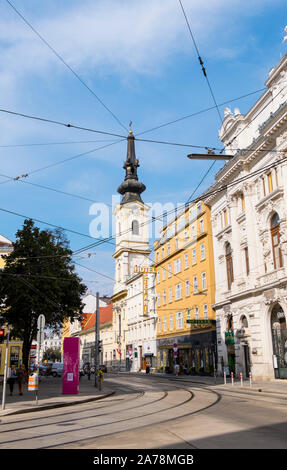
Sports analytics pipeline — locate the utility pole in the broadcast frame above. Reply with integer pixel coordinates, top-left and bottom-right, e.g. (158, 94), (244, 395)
(94, 292), (99, 388)
(1, 326), (10, 411)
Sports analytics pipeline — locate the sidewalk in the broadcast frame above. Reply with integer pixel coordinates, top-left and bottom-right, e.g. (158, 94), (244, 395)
(0, 375), (115, 417)
(123, 371), (287, 396)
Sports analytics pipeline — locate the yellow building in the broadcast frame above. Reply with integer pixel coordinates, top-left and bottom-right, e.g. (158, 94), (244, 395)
(0, 234), (24, 375)
(154, 200), (216, 375)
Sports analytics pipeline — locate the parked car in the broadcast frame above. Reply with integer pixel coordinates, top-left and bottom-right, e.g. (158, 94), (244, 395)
(51, 362), (63, 377)
(40, 363), (53, 376)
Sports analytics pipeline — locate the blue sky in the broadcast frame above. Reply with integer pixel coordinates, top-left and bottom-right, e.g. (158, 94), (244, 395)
(0, 0), (287, 297)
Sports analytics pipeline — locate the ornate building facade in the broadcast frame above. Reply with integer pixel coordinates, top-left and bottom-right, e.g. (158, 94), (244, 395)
(205, 53), (287, 380)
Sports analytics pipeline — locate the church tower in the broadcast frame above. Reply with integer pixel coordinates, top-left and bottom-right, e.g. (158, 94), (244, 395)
(113, 130), (151, 295)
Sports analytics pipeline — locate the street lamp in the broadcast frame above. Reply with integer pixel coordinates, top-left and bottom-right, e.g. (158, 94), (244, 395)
(187, 150), (233, 161)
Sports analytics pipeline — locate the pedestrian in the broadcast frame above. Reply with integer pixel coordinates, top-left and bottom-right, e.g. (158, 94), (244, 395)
(146, 364), (150, 374)
(174, 363), (180, 376)
(7, 365), (17, 396)
(17, 364), (27, 395)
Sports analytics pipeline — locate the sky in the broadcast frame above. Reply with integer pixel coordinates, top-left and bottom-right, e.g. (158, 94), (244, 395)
(0, 0), (286, 297)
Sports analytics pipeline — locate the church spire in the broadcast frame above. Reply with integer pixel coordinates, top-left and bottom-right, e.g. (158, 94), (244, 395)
(117, 130), (146, 204)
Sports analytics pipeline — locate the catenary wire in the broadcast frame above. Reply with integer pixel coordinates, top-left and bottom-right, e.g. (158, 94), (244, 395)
(5, 0), (128, 134)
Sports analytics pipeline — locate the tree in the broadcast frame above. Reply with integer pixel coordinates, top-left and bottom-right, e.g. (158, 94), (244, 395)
(0, 219), (87, 370)
(43, 347), (62, 362)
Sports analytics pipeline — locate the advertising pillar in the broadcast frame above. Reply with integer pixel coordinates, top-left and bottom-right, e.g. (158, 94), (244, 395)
(62, 337), (80, 394)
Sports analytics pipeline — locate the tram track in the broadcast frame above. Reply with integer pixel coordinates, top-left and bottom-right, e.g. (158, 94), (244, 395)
(0, 378), (223, 449)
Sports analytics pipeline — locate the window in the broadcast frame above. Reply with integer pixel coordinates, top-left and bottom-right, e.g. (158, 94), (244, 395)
(168, 263), (172, 277)
(157, 271), (160, 283)
(200, 219), (204, 233)
(132, 220), (139, 235)
(167, 242), (171, 255)
(162, 267), (166, 281)
(158, 318), (161, 333)
(239, 193), (245, 212)
(192, 248), (196, 265)
(193, 276), (198, 293)
(226, 243), (234, 290)
(185, 280), (190, 296)
(195, 306), (199, 320)
(187, 309), (191, 320)
(202, 272), (207, 290)
(175, 283), (182, 300)
(244, 247), (250, 276)
(163, 316), (167, 332)
(184, 253), (189, 268)
(169, 315), (173, 330)
(224, 210), (228, 227)
(184, 231), (188, 242)
(169, 287), (172, 302)
(161, 247), (164, 259)
(200, 243), (205, 260)
(271, 213), (283, 269)
(176, 312), (183, 329)
(157, 294), (161, 307)
(163, 290), (166, 304)
(174, 258), (181, 274)
(191, 225), (196, 238)
(203, 304), (208, 320)
(267, 173), (273, 193)
(175, 238), (179, 250)
(197, 202), (202, 214)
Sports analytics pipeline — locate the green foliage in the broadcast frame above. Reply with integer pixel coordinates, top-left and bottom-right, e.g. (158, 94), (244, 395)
(0, 219), (87, 368)
(43, 347), (62, 362)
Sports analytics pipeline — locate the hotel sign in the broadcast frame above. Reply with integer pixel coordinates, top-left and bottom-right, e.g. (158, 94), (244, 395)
(134, 266), (155, 317)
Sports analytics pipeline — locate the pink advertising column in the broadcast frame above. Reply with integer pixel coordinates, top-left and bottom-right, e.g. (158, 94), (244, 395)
(62, 337), (80, 394)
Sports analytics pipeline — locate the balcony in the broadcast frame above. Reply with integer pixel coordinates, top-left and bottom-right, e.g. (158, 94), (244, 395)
(257, 267), (286, 288)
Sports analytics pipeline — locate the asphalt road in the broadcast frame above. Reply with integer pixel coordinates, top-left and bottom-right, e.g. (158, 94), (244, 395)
(1, 374), (287, 449)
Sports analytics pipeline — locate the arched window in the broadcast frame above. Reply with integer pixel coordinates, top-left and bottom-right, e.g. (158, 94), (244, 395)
(225, 242), (234, 290)
(241, 315), (248, 328)
(271, 213), (283, 269)
(132, 220), (139, 235)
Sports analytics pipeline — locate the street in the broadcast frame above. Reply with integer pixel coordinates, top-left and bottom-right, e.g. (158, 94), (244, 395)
(0, 374), (287, 449)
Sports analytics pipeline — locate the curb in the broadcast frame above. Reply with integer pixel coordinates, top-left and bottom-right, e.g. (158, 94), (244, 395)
(0, 390), (115, 416)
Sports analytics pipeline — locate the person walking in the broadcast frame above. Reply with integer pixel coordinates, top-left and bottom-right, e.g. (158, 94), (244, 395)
(17, 364), (27, 395)
(7, 365), (17, 396)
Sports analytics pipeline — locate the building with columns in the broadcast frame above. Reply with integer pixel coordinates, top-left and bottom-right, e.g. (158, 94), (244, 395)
(112, 130), (156, 371)
(205, 53), (287, 381)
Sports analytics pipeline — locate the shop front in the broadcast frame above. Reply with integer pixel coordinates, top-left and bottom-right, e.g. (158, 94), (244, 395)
(157, 330), (216, 375)
(143, 340), (157, 370)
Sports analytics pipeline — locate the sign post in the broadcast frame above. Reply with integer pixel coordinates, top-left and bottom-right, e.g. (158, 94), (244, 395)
(36, 314), (45, 405)
(1, 326), (10, 411)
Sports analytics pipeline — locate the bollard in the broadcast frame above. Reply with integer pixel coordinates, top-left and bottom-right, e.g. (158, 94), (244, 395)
(240, 372), (243, 387)
(249, 371), (252, 388)
(231, 371), (234, 386)
(224, 371), (226, 385)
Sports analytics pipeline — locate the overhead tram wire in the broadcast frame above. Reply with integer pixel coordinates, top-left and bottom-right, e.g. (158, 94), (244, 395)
(1, 153), (286, 259)
(134, 87), (266, 137)
(0, 138), (116, 149)
(178, 0), (224, 206)
(5, 0), (128, 134)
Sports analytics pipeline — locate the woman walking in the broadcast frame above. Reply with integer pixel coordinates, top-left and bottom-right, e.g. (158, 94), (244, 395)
(17, 364), (27, 395)
(7, 365), (17, 396)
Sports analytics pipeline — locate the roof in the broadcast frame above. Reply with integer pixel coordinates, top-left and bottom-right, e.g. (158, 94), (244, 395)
(81, 304), (113, 332)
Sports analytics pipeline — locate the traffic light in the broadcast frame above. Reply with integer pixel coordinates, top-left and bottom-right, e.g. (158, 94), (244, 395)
(0, 329), (4, 344)
(98, 340), (103, 353)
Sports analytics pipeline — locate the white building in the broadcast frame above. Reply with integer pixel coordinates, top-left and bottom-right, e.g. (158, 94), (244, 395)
(205, 53), (287, 381)
(126, 268), (157, 371)
(112, 130), (157, 370)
